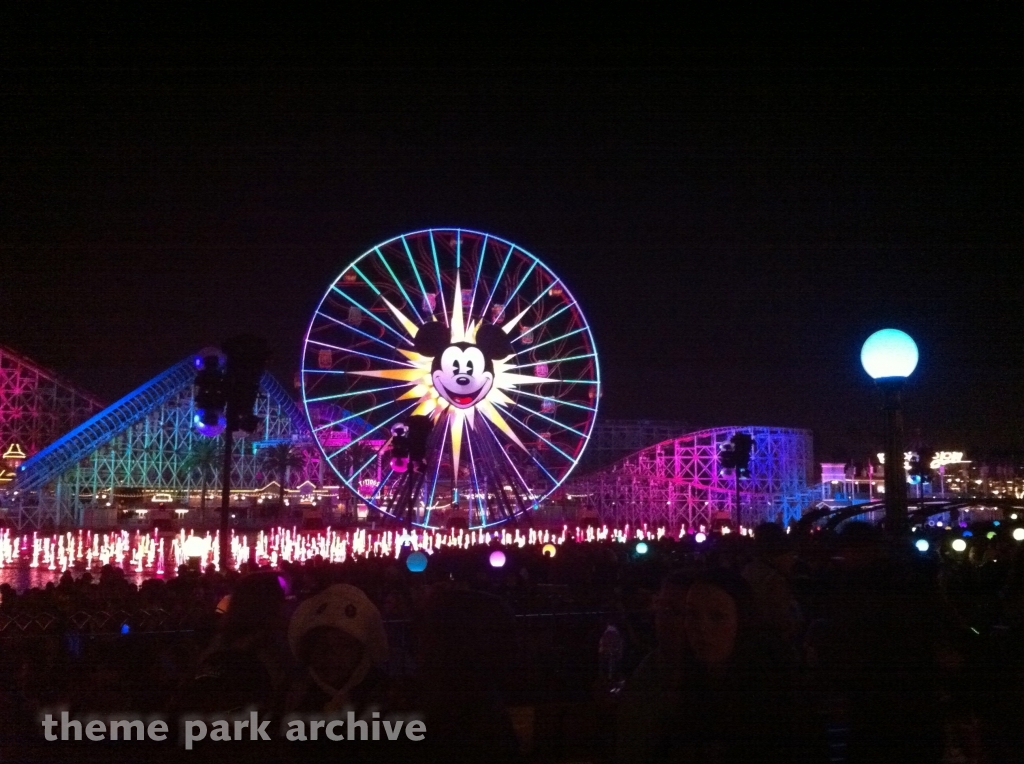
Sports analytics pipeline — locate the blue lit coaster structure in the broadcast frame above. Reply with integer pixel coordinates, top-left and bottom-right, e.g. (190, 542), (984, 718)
(6, 353), (317, 529)
(301, 228), (600, 528)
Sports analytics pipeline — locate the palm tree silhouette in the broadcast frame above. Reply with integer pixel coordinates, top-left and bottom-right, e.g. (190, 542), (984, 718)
(263, 443), (304, 511)
(340, 441), (375, 479)
(180, 439), (222, 523)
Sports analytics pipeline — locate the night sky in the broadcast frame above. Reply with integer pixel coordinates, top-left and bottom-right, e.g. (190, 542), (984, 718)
(2, 14), (1022, 462)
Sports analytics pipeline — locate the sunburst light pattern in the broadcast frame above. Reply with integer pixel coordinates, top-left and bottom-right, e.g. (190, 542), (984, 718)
(302, 229), (600, 528)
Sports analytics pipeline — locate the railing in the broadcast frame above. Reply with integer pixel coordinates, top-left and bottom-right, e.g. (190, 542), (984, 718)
(0, 606), (213, 635)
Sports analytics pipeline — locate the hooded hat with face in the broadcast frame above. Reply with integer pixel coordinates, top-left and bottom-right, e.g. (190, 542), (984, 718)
(288, 584), (388, 707)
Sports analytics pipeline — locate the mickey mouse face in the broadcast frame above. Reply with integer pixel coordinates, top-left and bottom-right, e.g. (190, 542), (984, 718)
(432, 344), (493, 409)
(414, 321), (513, 411)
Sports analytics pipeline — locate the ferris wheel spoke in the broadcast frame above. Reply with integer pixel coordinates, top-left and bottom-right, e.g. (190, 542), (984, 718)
(509, 301), (575, 342)
(521, 326), (589, 354)
(305, 383), (412, 404)
(512, 352), (597, 370)
(478, 415), (530, 489)
(401, 236), (431, 311)
(472, 436), (499, 519)
(465, 429), (488, 524)
(480, 243), (514, 324)
(423, 417), (449, 527)
(314, 310), (403, 353)
(315, 398), (411, 433)
(347, 449), (382, 484)
(479, 427), (525, 521)
(375, 247), (425, 325)
(350, 263), (423, 336)
(467, 233), (489, 324)
(330, 286), (413, 346)
(326, 401), (420, 458)
(428, 230), (450, 326)
(307, 340), (415, 369)
(498, 408), (578, 463)
(511, 403), (588, 439)
(511, 388), (597, 413)
(522, 447), (560, 487)
(369, 470), (394, 501)
(508, 279), (561, 331)
(498, 259), (537, 318)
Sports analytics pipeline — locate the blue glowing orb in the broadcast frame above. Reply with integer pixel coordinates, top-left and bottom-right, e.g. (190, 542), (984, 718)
(861, 329), (919, 380)
(635, 541), (649, 555)
(406, 551), (428, 573)
(914, 539), (929, 552)
(489, 550), (506, 568)
(194, 412), (227, 438)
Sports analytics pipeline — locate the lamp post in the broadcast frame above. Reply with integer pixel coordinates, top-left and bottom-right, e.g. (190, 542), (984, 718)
(861, 329), (919, 538)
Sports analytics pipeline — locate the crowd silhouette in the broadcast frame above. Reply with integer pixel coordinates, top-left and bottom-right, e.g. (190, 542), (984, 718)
(2, 519), (1023, 763)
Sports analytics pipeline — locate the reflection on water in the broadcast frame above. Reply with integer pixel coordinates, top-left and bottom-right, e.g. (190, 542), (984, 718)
(0, 565), (173, 593)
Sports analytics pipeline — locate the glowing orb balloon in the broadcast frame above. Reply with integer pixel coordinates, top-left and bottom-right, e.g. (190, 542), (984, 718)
(635, 541), (649, 555)
(489, 549), (507, 568)
(695, 532), (707, 544)
(406, 551), (428, 572)
(861, 329), (919, 380)
(951, 538), (967, 552)
(1013, 528), (1024, 542)
(193, 412), (226, 438)
(915, 539), (930, 552)
(542, 543), (557, 557)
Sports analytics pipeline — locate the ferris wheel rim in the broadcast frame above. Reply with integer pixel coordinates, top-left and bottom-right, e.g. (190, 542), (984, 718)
(300, 227), (601, 528)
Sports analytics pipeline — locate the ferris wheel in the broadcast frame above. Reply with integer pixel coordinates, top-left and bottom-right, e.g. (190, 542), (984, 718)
(301, 228), (600, 528)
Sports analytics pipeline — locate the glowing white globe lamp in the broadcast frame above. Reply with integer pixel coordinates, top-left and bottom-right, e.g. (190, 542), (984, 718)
(861, 329), (919, 380)
(862, 328), (919, 538)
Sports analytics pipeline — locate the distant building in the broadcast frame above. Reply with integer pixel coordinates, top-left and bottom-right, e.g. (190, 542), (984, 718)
(817, 451), (1024, 505)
